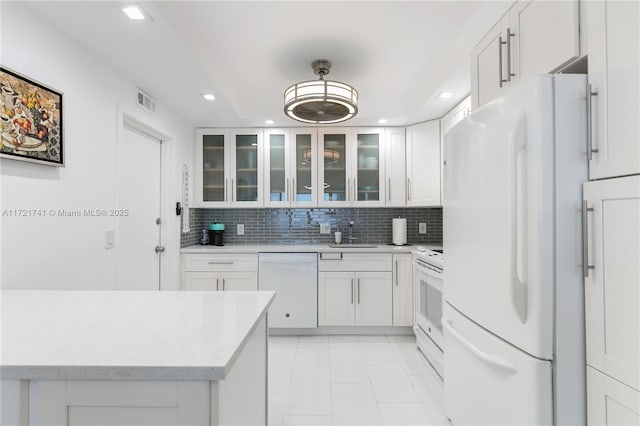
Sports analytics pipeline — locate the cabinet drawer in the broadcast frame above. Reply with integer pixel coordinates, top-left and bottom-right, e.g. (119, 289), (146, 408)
(182, 254), (258, 272)
(318, 252), (392, 272)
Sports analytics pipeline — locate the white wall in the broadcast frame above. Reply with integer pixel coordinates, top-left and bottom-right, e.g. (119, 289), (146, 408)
(0, 2), (193, 290)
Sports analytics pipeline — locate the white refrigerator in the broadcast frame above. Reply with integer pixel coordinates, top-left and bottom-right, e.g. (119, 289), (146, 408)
(443, 75), (587, 425)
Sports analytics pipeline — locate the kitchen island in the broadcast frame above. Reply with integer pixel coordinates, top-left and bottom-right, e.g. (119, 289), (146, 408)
(1, 290), (274, 425)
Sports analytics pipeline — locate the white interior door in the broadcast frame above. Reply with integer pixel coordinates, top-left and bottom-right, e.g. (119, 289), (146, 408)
(116, 126), (162, 290)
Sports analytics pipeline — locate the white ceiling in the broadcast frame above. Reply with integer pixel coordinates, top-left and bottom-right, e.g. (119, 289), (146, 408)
(24, 1), (511, 128)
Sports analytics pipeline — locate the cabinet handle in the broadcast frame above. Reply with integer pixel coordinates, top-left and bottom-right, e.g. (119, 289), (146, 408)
(231, 179), (235, 202)
(216, 278), (220, 291)
(388, 178), (392, 201)
(320, 252), (343, 260)
(587, 85), (599, 160)
(286, 178), (289, 202)
(222, 278), (225, 291)
(407, 178), (412, 201)
(208, 261), (233, 265)
(357, 278), (361, 304)
(224, 179), (228, 202)
(292, 178), (296, 203)
(506, 27), (515, 81)
(582, 200), (595, 278)
(395, 260), (399, 286)
(499, 35), (507, 87)
(351, 278), (354, 304)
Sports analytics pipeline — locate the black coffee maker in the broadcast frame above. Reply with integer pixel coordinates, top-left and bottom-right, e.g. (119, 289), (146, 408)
(208, 223), (225, 246)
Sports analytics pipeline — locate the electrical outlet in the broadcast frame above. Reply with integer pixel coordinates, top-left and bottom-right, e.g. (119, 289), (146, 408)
(105, 230), (115, 249)
(320, 223), (331, 234)
(237, 224), (245, 235)
(419, 223), (427, 234)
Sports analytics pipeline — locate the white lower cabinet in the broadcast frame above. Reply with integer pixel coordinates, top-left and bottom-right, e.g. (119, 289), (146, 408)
(584, 176), (640, 391)
(181, 254), (258, 291)
(587, 366), (640, 426)
(318, 271), (392, 326)
(392, 254), (413, 326)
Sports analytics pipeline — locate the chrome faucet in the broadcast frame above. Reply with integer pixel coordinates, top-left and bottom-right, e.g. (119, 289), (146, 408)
(348, 221), (358, 243)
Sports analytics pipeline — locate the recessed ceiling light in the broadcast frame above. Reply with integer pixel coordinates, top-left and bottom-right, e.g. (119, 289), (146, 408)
(439, 91), (453, 99)
(265, 120), (274, 125)
(202, 93), (215, 101)
(377, 118), (388, 124)
(122, 6), (145, 20)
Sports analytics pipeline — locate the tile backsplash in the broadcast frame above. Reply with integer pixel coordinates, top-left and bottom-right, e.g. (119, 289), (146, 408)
(181, 207), (442, 247)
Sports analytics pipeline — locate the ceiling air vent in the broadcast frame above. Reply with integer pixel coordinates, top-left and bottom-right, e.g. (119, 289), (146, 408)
(136, 89), (156, 114)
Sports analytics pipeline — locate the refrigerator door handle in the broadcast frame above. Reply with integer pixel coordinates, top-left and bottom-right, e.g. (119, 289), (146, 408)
(442, 317), (518, 375)
(510, 115), (528, 324)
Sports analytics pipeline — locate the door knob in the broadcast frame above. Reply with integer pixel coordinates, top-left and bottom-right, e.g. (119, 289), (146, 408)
(155, 246), (165, 254)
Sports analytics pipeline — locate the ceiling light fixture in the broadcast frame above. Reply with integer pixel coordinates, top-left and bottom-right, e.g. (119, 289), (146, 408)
(438, 91), (453, 99)
(377, 118), (388, 124)
(122, 6), (145, 20)
(264, 119), (274, 125)
(284, 59), (358, 124)
(202, 93), (215, 101)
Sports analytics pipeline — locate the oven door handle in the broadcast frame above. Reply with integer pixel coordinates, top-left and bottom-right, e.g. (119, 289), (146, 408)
(442, 317), (517, 375)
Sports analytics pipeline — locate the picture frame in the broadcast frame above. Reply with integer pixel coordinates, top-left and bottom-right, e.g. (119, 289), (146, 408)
(0, 66), (64, 167)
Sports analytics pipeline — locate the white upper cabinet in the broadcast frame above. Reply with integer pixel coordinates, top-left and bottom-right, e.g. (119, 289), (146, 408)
(318, 128), (385, 207)
(583, 0), (640, 179)
(510, 0), (579, 81)
(194, 129), (263, 207)
(471, 0), (579, 110)
(264, 128), (318, 207)
(406, 120), (441, 207)
(385, 128), (406, 207)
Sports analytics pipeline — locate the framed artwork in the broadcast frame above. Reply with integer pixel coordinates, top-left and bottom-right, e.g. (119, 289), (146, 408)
(0, 66), (64, 166)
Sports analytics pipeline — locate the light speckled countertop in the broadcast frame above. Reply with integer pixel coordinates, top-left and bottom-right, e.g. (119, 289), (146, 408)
(0, 290), (274, 381)
(181, 243), (442, 254)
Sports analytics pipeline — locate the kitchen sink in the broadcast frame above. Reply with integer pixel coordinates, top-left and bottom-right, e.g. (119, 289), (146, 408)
(328, 244), (377, 248)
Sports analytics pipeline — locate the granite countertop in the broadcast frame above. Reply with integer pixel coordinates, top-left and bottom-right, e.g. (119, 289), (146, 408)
(0, 290), (274, 381)
(181, 243), (443, 254)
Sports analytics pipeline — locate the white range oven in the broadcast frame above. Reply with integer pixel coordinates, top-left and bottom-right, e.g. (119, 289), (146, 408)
(413, 248), (444, 380)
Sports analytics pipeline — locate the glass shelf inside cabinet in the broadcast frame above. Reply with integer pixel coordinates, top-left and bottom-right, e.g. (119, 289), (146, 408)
(295, 134), (313, 202)
(356, 133), (380, 201)
(203, 134), (225, 202)
(323, 134), (347, 202)
(269, 134), (286, 202)
(235, 134), (259, 202)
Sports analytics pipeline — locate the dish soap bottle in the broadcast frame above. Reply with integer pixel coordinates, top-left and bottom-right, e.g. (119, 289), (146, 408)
(200, 229), (209, 245)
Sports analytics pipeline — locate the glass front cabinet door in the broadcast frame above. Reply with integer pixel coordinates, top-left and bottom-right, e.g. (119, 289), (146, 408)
(318, 128), (385, 207)
(230, 129), (263, 207)
(195, 129), (263, 207)
(264, 129), (317, 207)
(196, 129), (229, 207)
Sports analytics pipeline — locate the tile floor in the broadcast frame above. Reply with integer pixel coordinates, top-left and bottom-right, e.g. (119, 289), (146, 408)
(268, 335), (445, 426)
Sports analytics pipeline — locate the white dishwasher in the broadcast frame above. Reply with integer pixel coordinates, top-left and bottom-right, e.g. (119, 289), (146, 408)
(259, 253), (318, 328)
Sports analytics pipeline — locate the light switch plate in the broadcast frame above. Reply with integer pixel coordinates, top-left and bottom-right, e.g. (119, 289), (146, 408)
(237, 224), (245, 235)
(419, 223), (427, 234)
(105, 230), (115, 249)
(320, 223), (331, 234)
